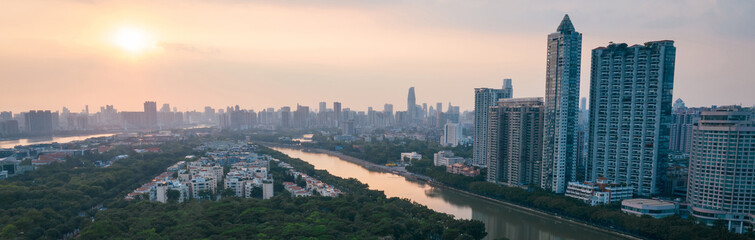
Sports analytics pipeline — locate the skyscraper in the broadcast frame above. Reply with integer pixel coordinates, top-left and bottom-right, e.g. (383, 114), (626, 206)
(333, 102), (342, 127)
(203, 106), (215, 123)
(580, 97), (587, 111)
(294, 105), (309, 129)
(144, 101), (157, 128)
(280, 106), (291, 129)
(440, 123), (462, 147)
(578, 97), (589, 128)
(473, 79), (514, 167)
(670, 107), (701, 155)
(318, 102), (328, 127)
(24, 110), (53, 136)
(383, 104), (392, 115)
(541, 15), (582, 193)
(0, 111), (11, 121)
(319, 102), (327, 113)
(672, 98), (686, 111)
(687, 106), (755, 233)
(407, 87), (416, 121)
(487, 98), (543, 187)
(503, 78), (513, 98)
(586, 40), (676, 196)
(160, 104), (171, 113)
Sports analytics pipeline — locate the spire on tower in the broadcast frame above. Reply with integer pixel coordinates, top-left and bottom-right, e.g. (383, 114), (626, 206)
(556, 14), (575, 33)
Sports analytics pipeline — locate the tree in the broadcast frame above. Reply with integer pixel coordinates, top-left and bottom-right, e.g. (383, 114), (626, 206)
(1, 224), (18, 239)
(198, 189), (214, 200)
(296, 175), (306, 188)
(166, 189), (181, 203)
(221, 188), (237, 198)
(250, 187), (263, 198)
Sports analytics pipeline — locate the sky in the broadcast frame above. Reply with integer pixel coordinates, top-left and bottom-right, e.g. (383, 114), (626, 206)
(1, 0), (753, 113)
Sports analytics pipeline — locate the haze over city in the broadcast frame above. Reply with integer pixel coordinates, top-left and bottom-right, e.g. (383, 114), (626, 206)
(2, 0), (754, 113)
(4, 1), (755, 239)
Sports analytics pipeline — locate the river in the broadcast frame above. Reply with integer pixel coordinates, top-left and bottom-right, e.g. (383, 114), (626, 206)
(0, 133), (116, 149)
(272, 147), (630, 240)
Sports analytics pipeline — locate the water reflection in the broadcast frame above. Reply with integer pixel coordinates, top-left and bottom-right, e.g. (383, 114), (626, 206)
(272, 147), (629, 240)
(292, 134), (314, 143)
(0, 133), (115, 148)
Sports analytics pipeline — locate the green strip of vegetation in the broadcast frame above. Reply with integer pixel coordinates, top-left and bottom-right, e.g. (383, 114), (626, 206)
(0, 141), (196, 239)
(79, 146), (487, 240)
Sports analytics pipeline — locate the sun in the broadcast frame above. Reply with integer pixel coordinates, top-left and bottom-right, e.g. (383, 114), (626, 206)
(112, 27), (155, 54)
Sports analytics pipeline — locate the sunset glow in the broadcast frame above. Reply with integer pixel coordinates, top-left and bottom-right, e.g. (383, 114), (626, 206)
(112, 26), (154, 54)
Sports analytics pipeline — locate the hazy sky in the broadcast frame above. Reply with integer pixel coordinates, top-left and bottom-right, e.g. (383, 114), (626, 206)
(1, 0), (753, 113)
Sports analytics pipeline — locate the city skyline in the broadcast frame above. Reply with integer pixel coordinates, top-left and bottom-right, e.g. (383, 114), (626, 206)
(3, 1), (755, 238)
(2, 1), (754, 113)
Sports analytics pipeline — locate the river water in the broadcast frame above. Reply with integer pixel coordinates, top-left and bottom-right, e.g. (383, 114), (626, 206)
(273, 147), (629, 240)
(0, 133), (115, 149)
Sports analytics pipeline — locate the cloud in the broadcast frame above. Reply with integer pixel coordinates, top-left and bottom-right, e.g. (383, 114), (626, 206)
(158, 42), (221, 55)
(0, 0), (753, 112)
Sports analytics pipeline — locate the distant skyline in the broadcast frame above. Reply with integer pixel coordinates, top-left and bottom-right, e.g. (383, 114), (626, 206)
(1, 0), (754, 113)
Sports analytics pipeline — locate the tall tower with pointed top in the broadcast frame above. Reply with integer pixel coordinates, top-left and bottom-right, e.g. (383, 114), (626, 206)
(541, 14), (582, 193)
(408, 87), (417, 121)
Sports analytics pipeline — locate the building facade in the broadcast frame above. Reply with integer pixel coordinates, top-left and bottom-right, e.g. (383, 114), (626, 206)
(441, 123), (462, 147)
(433, 151), (465, 167)
(541, 15), (582, 193)
(486, 98), (543, 187)
(621, 199), (677, 218)
(687, 106), (755, 233)
(144, 101), (157, 128)
(24, 110), (54, 136)
(586, 40), (676, 196)
(670, 107), (701, 155)
(407, 87), (417, 122)
(472, 79), (513, 167)
(565, 178), (633, 206)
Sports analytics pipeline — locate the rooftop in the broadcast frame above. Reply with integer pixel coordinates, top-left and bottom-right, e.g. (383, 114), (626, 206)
(622, 198), (675, 207)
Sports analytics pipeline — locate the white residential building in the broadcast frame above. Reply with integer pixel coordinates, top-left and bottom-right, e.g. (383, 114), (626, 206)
(190, 177), (216, 199)
(622, 199), (677, 218)
(565, 178), (633, 206)
(433, 151), (465, 167)
(587, 40), (676, 196)
(400, 152), (422, 161)
(440, 123), (462, 147)
(687, 106), (755, 233)
(156, 183), (168, 203)
(262, 180), (274, 200)
(224, 176), (247, 197)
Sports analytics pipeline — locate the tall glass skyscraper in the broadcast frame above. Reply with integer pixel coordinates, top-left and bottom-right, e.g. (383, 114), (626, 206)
(541, 15), (582, 193)
(407, 87), (417, 122)
(473, 79), (513, 167)
(586, 40), (676, 196)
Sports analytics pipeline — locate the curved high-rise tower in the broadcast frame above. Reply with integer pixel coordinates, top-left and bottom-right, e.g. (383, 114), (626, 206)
(408, 87), (416, 120)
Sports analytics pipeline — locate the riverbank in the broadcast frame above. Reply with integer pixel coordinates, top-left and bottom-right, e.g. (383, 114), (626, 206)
(0, 132), (119, 149)
(426, 181), (641, 240)
(258, 142), (642, 240)
(0, 130), (119, 141)
(258, 142), (395, 172)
